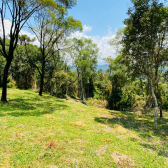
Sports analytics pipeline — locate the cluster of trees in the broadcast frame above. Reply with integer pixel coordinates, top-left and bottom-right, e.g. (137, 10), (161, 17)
(0, 0), (82, 101)
(1, 0), (168, 127)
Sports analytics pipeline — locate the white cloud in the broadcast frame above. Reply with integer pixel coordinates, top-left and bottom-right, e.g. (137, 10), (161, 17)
(0, 19), (12, 37)
(71, 25), (117, 65)
(0, 19), (39, 46)
(83, 25), (92, 33)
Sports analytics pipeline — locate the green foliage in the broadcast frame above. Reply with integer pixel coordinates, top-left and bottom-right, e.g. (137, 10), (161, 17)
(104, 56), (127, 110)
(86, 97), (108, 108)
(7, 82), (15, 88)
(71, 37), (99, 100)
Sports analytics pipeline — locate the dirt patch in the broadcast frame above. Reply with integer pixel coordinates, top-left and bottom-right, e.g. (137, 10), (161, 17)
(96, 145), (107, 156)
(60, 110), (68, 115)
(46, 139), (65, 150)
(117, 135), (128, 139)
(75, 138), (85, 143)
(104, 125), (116, 133)
(49, 166), (59, 168)
(69, 121), (86, 127)
(111, 152), (135, 168)
(101, 138), (112, 142)
(61, 157), (80, 164)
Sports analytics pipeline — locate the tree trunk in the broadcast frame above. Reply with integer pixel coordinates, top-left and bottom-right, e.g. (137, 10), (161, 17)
(39, 62), (45, 96)
(160, 106), (162, 118)
(66, 84), (69, 100)
(80, 72), (85, 101)
(150, 79), (158, 128)
(157, 86), (163, 118)
(50, 82), (54, 96)
(1, 58), (12, 102)
(158, 91), (163, 118)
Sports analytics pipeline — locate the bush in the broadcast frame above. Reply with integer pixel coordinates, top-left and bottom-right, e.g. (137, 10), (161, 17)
(7, 82), (15, 88)
(132, 96), (146, 112)
(86, 98), (108, 109)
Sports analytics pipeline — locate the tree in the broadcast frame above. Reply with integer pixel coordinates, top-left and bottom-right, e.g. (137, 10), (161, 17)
(28, 9), (82, 96)
(104, 56), (127, 110)
(11, 35), (38, 89)
(122, 0), (168, 126)
(71, 37), (99, 101)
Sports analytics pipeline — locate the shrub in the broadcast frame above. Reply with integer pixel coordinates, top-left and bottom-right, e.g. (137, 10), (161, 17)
(7, 82), (15, 88)
(86, 98), (108, 108)
(132, 96), (146, 112)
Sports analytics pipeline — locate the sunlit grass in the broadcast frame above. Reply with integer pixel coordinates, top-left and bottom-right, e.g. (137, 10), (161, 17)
(0, 88), (168, 167)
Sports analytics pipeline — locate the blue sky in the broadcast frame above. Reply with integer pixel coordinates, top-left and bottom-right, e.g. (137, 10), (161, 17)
(68, 0), (131, 37)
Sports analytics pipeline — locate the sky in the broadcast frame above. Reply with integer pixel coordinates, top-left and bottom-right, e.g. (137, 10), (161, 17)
(0, 0), (132, 66)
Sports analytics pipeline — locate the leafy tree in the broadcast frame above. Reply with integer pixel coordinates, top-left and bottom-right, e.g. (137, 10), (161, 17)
(94, 68), (111, 100)
(28, 8), (82, 96)
(11, 36), (38, 89)
(71, 37), (99, 101)
(104, 56), (127, 110)
(122, 0), (168, 126)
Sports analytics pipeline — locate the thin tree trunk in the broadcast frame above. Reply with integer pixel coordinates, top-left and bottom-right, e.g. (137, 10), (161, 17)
(66, 85), (68, 99)
(39, 63), (45, 96)
(150, 79), (158, 128)
(159, 95), (163, 118)
(160, 105), (163, 118)
(80, 73), (85, 101)
(157, 85), (163, 118)
(50, 82), (54, 96)
(1, 58), (12, 102)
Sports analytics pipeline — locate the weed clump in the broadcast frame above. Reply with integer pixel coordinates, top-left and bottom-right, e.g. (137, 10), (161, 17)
(69, 121), (86, 127)
(46, 139), (57, 149)
(114, 124), (128, 134)
(132, 97), (146, 112)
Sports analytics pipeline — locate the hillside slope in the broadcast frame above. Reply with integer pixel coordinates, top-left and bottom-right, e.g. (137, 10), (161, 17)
(0, 89), (168, 168)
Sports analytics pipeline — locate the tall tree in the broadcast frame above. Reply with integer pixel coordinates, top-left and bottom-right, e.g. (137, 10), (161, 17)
(104, 56), (127, 110)
(71, 37), (99, 101)
(28, 9), (82, 96)
(122, 0), (168, 126)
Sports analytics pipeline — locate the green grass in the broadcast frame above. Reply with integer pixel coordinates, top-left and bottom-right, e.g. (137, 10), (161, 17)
(0, 88), (168, 168)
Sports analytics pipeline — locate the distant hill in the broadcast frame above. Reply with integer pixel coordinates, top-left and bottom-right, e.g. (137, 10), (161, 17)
(71, 65), (108, 72)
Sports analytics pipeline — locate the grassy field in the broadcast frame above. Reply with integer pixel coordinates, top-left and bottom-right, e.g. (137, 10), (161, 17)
(0, 88), (168, 168)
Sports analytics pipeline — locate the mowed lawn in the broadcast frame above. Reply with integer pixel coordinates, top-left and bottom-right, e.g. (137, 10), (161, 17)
(0, 88), (168, 168)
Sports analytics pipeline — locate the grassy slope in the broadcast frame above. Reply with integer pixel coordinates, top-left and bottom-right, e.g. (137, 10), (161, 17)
(0, 89), (168, 168)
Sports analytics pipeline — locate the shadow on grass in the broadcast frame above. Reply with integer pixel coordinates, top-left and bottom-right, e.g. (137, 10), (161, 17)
(141, 143), (168, 157)
(95, 110), (168, 157)
(0, 97), (67, 117)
